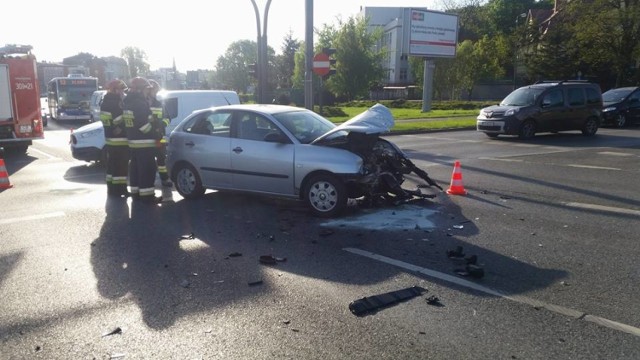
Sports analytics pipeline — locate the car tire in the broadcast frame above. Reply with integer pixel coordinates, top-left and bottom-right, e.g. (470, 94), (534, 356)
(304, 173), (347, 218)
(174, 162), (205, 199)
(614, 113), (627, 128)
(581, 117), (599, 136)
(43, 116), (48, 127)
(485, 133), (499, 138)
(518, 120), (536, 139)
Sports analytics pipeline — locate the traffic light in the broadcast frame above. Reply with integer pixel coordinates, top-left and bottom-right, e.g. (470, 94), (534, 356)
(247, 63), (258, 79)
(322, 48), (337, 79)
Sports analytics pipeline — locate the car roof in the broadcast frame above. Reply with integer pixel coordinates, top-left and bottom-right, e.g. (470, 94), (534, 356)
(208, 104), (309, 115)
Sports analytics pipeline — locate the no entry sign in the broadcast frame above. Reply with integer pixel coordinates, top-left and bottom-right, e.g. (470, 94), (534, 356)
(312, 52), (330, 76)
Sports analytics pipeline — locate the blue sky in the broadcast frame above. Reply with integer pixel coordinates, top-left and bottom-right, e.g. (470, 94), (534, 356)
(3, 0), (438, 71)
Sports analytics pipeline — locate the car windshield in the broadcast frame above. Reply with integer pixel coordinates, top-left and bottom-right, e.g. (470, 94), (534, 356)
(273, 110), (336, 144)
(602, 89), (632, 102)
(500, 87), (545, 106)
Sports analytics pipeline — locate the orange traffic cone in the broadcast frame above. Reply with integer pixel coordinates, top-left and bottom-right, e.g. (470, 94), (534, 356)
(0, 158), (13, 189)
(446, 160), (467, 195)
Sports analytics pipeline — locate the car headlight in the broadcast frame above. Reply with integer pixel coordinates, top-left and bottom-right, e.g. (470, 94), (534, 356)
(602, 106), (617, 112)
(504, 108), (520, 116)
(79, 129), (103, 138)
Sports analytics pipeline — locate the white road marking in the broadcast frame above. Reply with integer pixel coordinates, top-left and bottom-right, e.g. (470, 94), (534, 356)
(567, 164), (621, 170)
(344, 247), (640, 338)
(564, 202), (640, 216)
(0, 211), (66, 225)
(598, 151), (634, 157)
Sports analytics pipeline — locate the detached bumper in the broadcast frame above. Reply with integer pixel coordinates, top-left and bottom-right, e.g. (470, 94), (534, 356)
(71, 145), (102, 162)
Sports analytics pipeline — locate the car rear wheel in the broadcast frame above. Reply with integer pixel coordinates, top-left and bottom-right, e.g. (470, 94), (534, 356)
(518, 120), (536, 139)
(581, 117), (599, 136)
(485, 133), (499, 138)
(614, 113), (627, 128)
(174, 163), (205, 199)
(304, 173), (347, 218)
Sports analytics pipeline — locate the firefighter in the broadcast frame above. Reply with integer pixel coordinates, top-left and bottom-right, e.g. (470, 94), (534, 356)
(100, 79), (129, 197)
(123, 77), (161, 204)
(147, 79), (173, 187)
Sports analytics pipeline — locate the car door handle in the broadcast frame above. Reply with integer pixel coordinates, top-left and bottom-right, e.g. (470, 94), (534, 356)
(233, 146), (243, 154)
(185, 141), (195, 147)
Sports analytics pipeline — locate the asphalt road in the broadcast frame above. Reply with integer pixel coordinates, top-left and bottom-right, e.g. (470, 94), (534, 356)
(1, 123), (639, 359)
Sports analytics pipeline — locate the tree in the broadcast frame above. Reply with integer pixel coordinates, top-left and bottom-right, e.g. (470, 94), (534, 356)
(120, 47), (149, 78)
(274, 30), (301, 89)
(326, 16), (385, 100)
(214, 40), (258, 93)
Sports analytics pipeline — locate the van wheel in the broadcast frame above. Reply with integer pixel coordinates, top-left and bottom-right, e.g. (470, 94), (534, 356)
(518, 121), (536, 139)
(614, 114), (627, 128)
(174, 163), (205, 199)
(485, 133), (499, 138)
(582, 117), (599, 136)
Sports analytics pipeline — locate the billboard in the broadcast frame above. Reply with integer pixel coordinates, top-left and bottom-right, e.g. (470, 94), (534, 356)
(409, 9), (459, 58)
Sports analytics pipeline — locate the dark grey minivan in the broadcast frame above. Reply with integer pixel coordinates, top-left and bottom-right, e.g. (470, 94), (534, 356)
(477, 81), (603, 139)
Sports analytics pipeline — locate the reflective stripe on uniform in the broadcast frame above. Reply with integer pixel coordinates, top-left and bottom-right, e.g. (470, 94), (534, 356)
(105, 137), (128, 146)
(139, 122), (153, 133)
(111, 176), (128, 185)
(151, 107), (163, 117)
(112, 115), (124, 125)
(100, 111), (113, 126)
(157, 165), (168, 174)
(162, 118), (170, 126)
(123, 110), (134, 127)
(128, 139), (157, 148)
(139, 187), (156, 196)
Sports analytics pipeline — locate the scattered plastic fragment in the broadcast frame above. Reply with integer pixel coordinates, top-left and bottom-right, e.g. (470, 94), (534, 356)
(455, 264), (484, 279)
(259, 255), (277, 265)
(179, 232), (195, 240)
(248, 280), (263, 286)
(349, 286), (427, 316)
(180, 279), (190, 288)
(228, 252), (242, 257)
(465, 255), (478, 265)
(426, 295), (443, 307)
(446, 246), (465, 259)
(283, 320), (291, 325)
(453, 225), (464, 229)
(560, 281), (569, 286)
(110, 354), (126, 359)
(102, 327), (122, 337)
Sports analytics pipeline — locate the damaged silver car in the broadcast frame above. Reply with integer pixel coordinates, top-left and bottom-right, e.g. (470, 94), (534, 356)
(166, 103), (441, 217)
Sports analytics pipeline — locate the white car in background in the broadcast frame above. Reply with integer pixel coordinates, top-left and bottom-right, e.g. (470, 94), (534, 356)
(69, 90), (240, 162)
(40, 96), (49, 127)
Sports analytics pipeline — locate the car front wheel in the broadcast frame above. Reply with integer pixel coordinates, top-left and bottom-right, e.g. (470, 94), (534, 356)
(174, 163), (205, 199)
(614, 113), (627, 128)
(304, 173), (347, 218)
(518, 120), (536, 139)
(582, 117), (599, 136)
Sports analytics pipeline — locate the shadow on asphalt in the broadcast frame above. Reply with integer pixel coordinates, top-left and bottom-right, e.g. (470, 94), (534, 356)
(90, 186), (567, 330)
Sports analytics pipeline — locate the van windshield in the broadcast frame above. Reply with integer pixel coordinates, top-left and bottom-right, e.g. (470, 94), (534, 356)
(500, 87), (545, 107)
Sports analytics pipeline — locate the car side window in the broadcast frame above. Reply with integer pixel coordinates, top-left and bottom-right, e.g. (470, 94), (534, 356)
(542, 89), (564, 108)
(183, 113), (212, 135)
(236, 112), (282, 141)
(586, 88), (601, 105)
(629, 91), (640, 105)
(206, 112), (231, 137)
(568, 88), (586, 106)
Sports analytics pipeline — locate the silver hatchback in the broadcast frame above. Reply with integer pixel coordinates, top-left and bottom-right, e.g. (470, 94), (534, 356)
(166, 104), (440, 217)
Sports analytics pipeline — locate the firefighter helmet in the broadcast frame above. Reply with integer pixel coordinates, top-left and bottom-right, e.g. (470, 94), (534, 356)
(106, 79), (127, 92)
(129, 77), (151, 91)
(148, 79), (161, 92)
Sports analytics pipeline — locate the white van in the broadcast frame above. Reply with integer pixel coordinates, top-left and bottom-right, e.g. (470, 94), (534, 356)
(89, 90), (107, 123)
(69, 90), (240, 162)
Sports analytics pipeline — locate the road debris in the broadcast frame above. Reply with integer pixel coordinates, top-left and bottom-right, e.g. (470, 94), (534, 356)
(455, 264), (485, 279)
(426, 295), (443, 307)
(180, 279), (190, 288)
(228, 252), (242, 258)
(349, 286), (427, 316)
(248, 280), (263, 286)
(179, 232), (195, 240)
(446, 246), (465, 259)
(101, 327), (122, 337)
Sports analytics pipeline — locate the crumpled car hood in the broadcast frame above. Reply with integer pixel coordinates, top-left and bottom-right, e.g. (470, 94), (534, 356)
(311, 104), (394, 144)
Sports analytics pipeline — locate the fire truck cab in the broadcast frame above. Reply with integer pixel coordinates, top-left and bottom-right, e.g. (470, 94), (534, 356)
(0, 44), (44, 154)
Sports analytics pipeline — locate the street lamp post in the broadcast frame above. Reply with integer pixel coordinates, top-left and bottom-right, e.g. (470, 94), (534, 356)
(250, 0), (273, 103)
(513, 12), (527, 90)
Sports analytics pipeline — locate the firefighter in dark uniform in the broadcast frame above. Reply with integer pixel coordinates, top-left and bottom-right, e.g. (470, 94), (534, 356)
(123, 77), (161, 204)
(147, 79), (173, 187)
(100, 79), (129, 197)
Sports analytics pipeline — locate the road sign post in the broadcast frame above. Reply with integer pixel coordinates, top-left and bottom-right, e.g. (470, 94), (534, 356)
(312, 53), (330, 77)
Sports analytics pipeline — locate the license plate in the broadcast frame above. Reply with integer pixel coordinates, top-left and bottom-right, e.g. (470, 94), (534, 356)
(480, 121), (497, 127)
(19, 125), (32, 133)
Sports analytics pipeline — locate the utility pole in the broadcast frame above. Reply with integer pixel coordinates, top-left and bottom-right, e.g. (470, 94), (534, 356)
(304, 0), (314, 110)
(250, 0), (273, 103)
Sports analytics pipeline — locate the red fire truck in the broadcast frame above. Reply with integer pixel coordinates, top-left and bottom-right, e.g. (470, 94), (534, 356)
(0, 44), (44, 154)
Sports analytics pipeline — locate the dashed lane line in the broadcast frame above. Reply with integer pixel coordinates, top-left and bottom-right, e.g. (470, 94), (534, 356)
(343, 247), (640, 338)
(564, 202), (640, 216)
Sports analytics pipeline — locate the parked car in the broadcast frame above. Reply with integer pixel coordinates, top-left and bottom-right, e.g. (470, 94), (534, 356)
(70, 90), (240, 162)
(166, 104), (441, 218)
(89, 90), (107, 123)
(476, 81), (603, 139)
(601, 86), (640, 128)
(40, 96), (49, 127)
